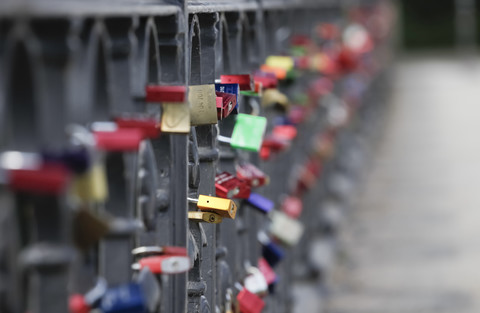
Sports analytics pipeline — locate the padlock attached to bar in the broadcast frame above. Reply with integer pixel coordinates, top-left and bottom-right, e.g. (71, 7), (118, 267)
(132, 255), (191, 274)
(215, 172), (251, 199)
(261, 88), (289, 111)
(257, 257), (277, 287)
(230, 114), (267, 152)
(258, 232), (285, 268)
(220, 74), (253, 91)
(100, 283), (148, 313)
(245, 193), (274, 214)
(237, 287), (265, 313)
(189, 195), (237, 219)
(244, 267), (268, 296)
(254, 71), (278, 89)
(188, 84), (218, 126)
(269, 211), (304, 246)
(188, 211), (223, 224)
(236, 163), (269, 188)
(265, 56), (295, 72)
(114, 117), (161, 139)
(281, 196), (303, 219)
(216, 91), (237, 120)
(145, 85), (190, 134)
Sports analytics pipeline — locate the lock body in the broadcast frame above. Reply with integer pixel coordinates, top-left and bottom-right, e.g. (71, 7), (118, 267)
(189, 84), (218, 126)
(188, 211), (223, 224)
(197, 195), (237, 219)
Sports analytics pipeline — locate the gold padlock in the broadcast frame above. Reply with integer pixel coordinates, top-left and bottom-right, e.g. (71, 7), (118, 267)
(71, 163), (108, 203)
(261, 89), (289, 110)
(194, 195), (237, 219)
(161, 102), (191, 133)
(188, 211), (223, 224)
(188, 84), (218, 126)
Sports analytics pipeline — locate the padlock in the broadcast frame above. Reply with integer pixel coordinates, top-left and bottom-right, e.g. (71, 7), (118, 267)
(114, 117), (160, 139)
(93, 129), (143, 152)
(160, 102), (191, 133)
(188, 211), (223, 224)
(216, 91), (237, 119)
(257, 258), (277, 286)
(215, 172), (251, 199)
(253, 71), (278, 89)
(225, 288), (234, 313)
(261, 89), (289, 110)
(73, 208), (110, 250)
(132, 255), (191, 274)
(259, 233), (285, 267)
(42, 148), (90, 174)
(188, 84), (218, 126)
(288, 106), (307, 125)
(71, 163), (108, 203)
(132, 246), (188, 257)
(145, 85), (187, 103)
(245, 193), (274, 214)
(220, 74), (253, 91)
(244, 267), (268, 295)
(230, 114), (267, 152)
(265, 56), (295, 72)
(260, 64), (287, 80)
(260, 135), (290, 158)
(100, 283), (148, 313)
(237, 288), (265, 313)
(235, 163), (269, 188)
(69, 294), (91, 313)
(272, 125), (297, 141)
(270, 211), (304, 246)
(189, 195), (237, 219)
(281, 196), (303, 219)
(215, 83), (240, 113)
(7, 163), (70, 195)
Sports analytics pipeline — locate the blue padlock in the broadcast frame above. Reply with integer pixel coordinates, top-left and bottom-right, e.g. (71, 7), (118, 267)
(42, 148), (90, 174)
(100, 283), (148, 313)
(262, 241), (285, 268)
(245, 193), (274, 214)
(215, 83), (240, 114)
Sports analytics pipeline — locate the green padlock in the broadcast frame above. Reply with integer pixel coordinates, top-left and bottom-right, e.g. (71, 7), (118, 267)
(230, 113), (267, 152)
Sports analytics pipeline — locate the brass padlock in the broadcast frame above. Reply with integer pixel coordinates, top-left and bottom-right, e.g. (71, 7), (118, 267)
(188, 85), (218, 126)
(188, 211), (223, 224)
(161, 102), (191, 133)
(261, 89), (289, 110)
(71, 163), (108, 203)
(189, 195), (237, 219)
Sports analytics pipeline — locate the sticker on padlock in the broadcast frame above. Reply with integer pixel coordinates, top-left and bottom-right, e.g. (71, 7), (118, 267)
(237, 288), (265, 313)
(215, 172), (251, 199)
(261, 89), (289, 110)
(281, 196), (303, 219)
(257, 258), (277, 286)
(265, 56), (295, 72)
(132, 255), (191, 274)
(230, 114), (267, 152)
(270, 211), (304, 246)
(235, 163), (269, 188)
(132, 246), (188, 257)
(220, 74), (253, 91)
(245, 193), (274, 214)
(244, 267), (268, 295)
(215, 83), (240, 114)
(160, 102), (191, 134)
(188, 84), (218, 126)
(189, 195), (237, 219)
(188, 211), (223, 224)
(145, 85), (187, 103)
(100, 283), (148, 313)
(258, 232), (285, 267)
(114, 117), (160, 139)
(216, 91), (237, 119)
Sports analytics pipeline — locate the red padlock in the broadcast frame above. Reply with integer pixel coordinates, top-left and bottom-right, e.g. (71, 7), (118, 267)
(94, 129), (144, 152)
(254, 72), (278, 89)
(215, 172), (251, 199)
(145, 85), (187, 103)
(9, 164), (70, 195)
(133, 255), (191, 274)
(220, 74), (253, 91)
(237, 288), (265, 313)
(257, 258), (277, 286)
(69, 294), (91, 313)
(115, 117), (160, 139)
(236, 163), (269, 188)
(281, 196), (303, 219)
(272, 125), (297, 141)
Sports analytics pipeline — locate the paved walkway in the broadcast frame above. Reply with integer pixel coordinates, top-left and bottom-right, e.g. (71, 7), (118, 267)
(325, 54), (480, 313)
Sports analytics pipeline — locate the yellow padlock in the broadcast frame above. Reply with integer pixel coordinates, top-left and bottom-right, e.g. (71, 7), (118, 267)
(261, 89), (289, 110)
(188, 211), (223, 224)
(71, 163), (108, 203)
(197, 195), (237, 219)
(265, 56), (295, 71)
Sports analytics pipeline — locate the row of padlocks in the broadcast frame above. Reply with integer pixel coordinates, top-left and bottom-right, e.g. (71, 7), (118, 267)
(0, 0), (395, 312)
